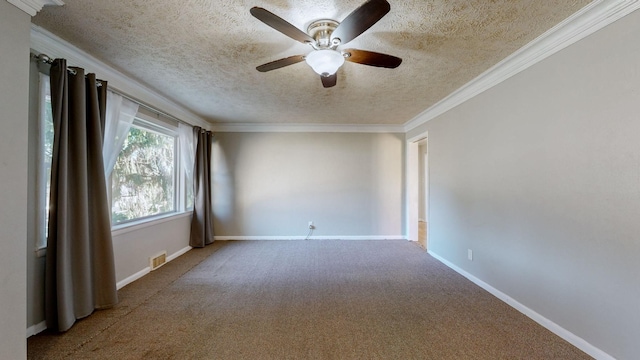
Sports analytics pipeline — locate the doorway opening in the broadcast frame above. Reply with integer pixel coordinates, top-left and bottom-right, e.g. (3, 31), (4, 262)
(417, 138), (428, 250)
(406, 133), (428, 251)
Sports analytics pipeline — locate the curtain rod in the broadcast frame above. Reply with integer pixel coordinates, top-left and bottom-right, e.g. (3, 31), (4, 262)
(31, 51), (195, 129)
(32, 52), (81, 77)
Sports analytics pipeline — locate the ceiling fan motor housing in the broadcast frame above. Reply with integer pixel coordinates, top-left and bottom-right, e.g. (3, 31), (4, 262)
(307, 19), (340, 49)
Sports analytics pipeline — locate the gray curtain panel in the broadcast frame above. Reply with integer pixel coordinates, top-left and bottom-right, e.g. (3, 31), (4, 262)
(190, 127), (215, 247)
(45, 59), (118, 332)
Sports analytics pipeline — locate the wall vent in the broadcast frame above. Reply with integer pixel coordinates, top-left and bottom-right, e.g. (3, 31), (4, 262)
(149, 251), (167, 271)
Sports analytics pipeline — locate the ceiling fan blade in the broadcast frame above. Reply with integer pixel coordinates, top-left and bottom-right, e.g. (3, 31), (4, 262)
(256, 55), (305, 72)
(321, 74), (337, 88)
(331, 0), (390, 45)
(250, 7), (315, 44)
(343, 49), (402, 68)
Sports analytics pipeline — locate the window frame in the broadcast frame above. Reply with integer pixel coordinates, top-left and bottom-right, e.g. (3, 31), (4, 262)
(109, 112), (188, 229)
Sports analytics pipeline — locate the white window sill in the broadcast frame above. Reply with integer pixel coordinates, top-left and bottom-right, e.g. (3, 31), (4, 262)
(111, 211), (192, 237)
(34, 211), (193, 257)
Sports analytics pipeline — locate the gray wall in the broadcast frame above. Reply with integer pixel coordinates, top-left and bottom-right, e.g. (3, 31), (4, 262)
(0, 1), (30, 358)
(111, 216), (191, 283)
(407, 10), (640, 359)
(212, 132), (404, 238)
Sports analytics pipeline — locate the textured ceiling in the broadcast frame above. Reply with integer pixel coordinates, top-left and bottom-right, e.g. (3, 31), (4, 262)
(33, 0), (592, 125)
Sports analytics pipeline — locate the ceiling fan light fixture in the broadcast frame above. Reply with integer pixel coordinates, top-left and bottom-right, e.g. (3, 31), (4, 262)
(305, 49), (345, 76)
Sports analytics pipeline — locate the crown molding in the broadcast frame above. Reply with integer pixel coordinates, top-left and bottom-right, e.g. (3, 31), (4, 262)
(211, 123), (405, 133)
(6, 0), (63, 16)
(28, 0), (638, 134)
(404, 0), (640, 132)
(30, 24), (211, 130)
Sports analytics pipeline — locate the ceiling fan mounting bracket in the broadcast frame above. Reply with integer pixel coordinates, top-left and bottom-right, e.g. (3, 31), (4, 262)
(307, 19), (340, 49)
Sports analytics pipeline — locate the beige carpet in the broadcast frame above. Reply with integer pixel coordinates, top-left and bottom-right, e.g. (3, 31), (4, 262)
(28, 240), (591, 359)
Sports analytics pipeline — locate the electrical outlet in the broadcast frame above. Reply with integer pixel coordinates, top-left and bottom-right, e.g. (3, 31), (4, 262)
(468, 249), (473, 261)
(308, 221), (314, 229)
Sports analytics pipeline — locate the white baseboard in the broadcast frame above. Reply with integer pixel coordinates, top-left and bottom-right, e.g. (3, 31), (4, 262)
(167, 246), (192, 262)
(26, 320), (47, 338)
(116, 267), (150, 290)
(213, 235), (406, 241)
(116, 246), (192, 290)
(28, 269), (156, 336)
(28, 246), (193, 337)
(427, 250), (614, 360)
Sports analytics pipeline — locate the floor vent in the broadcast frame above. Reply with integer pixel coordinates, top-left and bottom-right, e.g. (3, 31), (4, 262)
(150, 251), (167, 271)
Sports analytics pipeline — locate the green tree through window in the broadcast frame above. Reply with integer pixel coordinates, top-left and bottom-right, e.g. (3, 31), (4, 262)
(111, 124), (176, 223)
(38, 74), (54, 249)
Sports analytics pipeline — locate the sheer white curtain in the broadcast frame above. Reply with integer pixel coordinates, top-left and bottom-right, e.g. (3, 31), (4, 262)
(103, 91), (139, 178)
(179, 122), (196, 204)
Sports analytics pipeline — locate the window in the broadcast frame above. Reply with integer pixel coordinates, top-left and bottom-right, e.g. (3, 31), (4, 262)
(110, 118), (178, 224)
(37, 73), (54, 250)
(36, 78), (192, 234)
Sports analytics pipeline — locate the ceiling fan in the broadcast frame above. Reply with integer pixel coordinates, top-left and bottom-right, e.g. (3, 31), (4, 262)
(250, 0), (402, 88)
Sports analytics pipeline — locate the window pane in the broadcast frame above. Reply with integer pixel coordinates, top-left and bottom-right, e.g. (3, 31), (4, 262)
(43, 85), (53, 234)
(38, 74), (54, 249)
(111, 125), (176, 223)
